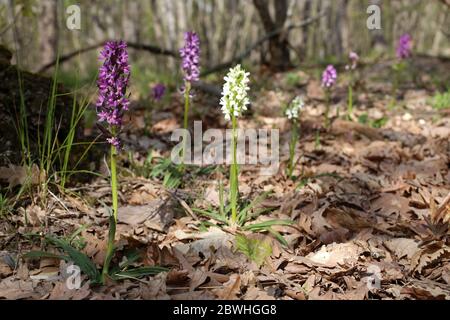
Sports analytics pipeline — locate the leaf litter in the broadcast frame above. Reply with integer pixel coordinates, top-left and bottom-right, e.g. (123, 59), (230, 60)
(1, 63), (449, 300)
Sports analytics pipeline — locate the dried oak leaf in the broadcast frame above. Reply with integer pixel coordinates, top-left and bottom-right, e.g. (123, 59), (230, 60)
(212, 274), (241, 300)
(49, 281), (91, 300)
(306, 242), (364, 268)
(411, 242), (450, 274)
(384, 238), (420, 261)
(0, 276), (37, 299)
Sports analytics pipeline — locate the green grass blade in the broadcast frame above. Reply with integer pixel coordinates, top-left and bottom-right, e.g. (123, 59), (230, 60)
(45, 235), (101, 283)
(243, 219), (293, 231)
(192, 208), (229, 224)
(23, 251), (69, 261)
(237, 191), (271, 225)
(267, 228), (289, 247)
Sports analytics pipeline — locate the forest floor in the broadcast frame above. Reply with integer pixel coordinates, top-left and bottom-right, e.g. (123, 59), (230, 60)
(0, 57), (449, 300)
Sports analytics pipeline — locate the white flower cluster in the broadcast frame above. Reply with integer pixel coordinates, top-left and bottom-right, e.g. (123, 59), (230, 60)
(285, 96), (304, 120)
(220, 65), (250, 121)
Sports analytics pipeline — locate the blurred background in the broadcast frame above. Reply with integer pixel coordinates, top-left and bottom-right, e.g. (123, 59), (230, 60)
(1, 0), (449, 97)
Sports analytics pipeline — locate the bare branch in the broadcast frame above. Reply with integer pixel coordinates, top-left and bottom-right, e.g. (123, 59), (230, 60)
(38, 42), (177, 73)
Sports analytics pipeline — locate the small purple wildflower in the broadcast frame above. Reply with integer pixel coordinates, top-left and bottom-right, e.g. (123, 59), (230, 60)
(396, 34), (412, 60)
(179, 31), (200, 83)
(96, 40), (130, 148)
(106, 137), (121, 149)
(152, 83), (166, 101)
(321, 65), (338, 88)
(346, 51), (359, 70)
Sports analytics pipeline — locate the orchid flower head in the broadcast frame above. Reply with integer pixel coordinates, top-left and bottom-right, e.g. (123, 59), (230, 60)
(220, 64), (250, 121)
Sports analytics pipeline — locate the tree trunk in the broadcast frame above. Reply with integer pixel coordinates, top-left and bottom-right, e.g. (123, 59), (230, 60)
(38, 0), (58, 72)
(253, 0), (292, 71)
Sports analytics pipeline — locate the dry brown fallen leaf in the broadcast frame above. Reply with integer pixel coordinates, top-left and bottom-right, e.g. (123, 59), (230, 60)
(0, 164), (41, 187)
(401, 278), (450, 300)
(306, 80), (325, 100)
(212, 274), (241, 300)
(117, 200), (173, 232)
(384, 238), (420, 263)
(170, 290), (217, 300)
(433, 191), (450, 223)
(332, 119), (383, 140)
(0, 277), (37, 299)
(48, 281), (91, 300)
(411, 242), (450, 274)
(19, 204), (46, 227)
(139, 273), (170, 300)
(306, 242), (364, 268)
(242, 286), (276, 300)
(151, 117), (179, 134)
(128, 189), (157, 205)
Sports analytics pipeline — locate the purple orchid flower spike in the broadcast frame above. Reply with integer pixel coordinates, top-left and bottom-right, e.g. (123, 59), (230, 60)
(321, 65), (338, 88)
(396, 33), (412, 60)
(152, 83), (166, 101)
(179, 31), (200, 83)
(96, 40), (130, 149)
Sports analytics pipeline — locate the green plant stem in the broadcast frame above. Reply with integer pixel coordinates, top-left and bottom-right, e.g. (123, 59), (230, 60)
(315, 130), (321, 149)
(324, 90), (330, 129)
(230, 114), (239, 224)
(39, 53), (59, 204)
(347, 85), (353, 120)
(61, 93), (77, 189)
(102, 144), (119, 283)
(110, 147), (119, 223)
(12, 21), (30, 165)
(393, 69), (399, 99)
(288, 120), (298, 179)
(181, 81), (191, 170)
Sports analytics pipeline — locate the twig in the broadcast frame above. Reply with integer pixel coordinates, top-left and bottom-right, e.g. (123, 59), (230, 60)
(48, 189), (71, 214)
(165, 190), (199, 221)
(38, 42), (177, 73)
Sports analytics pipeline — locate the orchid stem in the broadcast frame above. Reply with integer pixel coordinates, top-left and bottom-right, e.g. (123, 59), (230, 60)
(181, 81), (191, 171)
(230, 114), (239, 224)
(288, 120), (299, 179)
(102, 144), (118, 283)
(324, 90), (330, 129)
(347, 85), (353, 121)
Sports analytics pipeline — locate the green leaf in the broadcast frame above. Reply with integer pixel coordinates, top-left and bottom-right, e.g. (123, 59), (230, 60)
(237, 191), (271, 225)
(431, 90), (450, 110)
(235, 234), (272, 267)
(243, 219), (293, 231)
(267, 228), (289, 247)
(23, 251), (69, 261)
(192, 208), (229, 224)
(218, 179), (225, 217)
(45, 236), (101, 284)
